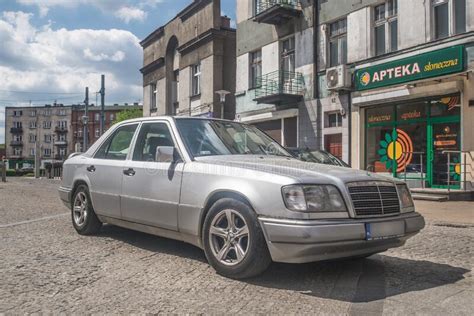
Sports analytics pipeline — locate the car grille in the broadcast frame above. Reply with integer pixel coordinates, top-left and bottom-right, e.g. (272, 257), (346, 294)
(347, 182), (400, 217)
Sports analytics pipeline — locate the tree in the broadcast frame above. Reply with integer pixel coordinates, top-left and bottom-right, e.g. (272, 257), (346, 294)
(113, 108), (143, 125)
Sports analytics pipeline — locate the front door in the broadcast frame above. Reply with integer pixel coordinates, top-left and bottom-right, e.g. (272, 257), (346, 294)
(121, 121), (183, 231)
(429, 121), (461, 188)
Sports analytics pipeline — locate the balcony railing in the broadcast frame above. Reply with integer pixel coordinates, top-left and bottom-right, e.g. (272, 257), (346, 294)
(10, 140), (24, 147)
(10, 127), (23, 134)
(54, 140), (68, 146)
(55, 126), (68, 133)
(254, 0), (301, 25)
(254, 70), (305, 105)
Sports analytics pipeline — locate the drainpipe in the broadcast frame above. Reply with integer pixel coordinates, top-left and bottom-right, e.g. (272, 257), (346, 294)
(313, 0), (320, 149)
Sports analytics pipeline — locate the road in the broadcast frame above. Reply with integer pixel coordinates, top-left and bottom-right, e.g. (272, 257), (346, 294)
(1, 178), (472, 314)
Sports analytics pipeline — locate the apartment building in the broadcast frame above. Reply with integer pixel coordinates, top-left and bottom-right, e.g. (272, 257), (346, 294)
(71, 104), (142, 151)
(235, 0), (318, 149)
(140, 0), (236, 119)
(315, 0), (473, 190)
(4, 104), (73, 169)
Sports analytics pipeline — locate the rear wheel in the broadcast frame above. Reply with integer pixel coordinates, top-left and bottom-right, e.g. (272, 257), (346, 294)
(71, 184), (102, 235)
(202, 198), (271, 279)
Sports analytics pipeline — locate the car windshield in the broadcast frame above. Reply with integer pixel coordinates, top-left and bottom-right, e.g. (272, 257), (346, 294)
(175, 118), (292, 158)
(289, 148), (348, 167)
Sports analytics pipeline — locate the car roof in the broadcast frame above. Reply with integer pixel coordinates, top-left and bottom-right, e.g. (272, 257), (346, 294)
(118, 116), (238, 125)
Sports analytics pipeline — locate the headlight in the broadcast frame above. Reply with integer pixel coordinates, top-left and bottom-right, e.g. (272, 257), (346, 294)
(282, 185), (347, 212)
(397, 184), (414, 212)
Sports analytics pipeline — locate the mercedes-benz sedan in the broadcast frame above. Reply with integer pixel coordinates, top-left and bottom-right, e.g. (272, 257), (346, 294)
(59, 117), (425, 279)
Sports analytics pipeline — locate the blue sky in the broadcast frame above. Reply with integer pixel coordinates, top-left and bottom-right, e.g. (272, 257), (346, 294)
(0, 0), (236, 143)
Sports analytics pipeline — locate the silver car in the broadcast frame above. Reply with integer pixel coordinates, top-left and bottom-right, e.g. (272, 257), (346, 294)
(59, 117), (425, 279)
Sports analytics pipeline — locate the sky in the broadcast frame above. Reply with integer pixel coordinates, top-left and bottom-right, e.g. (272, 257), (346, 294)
(0, 0), (236, 143)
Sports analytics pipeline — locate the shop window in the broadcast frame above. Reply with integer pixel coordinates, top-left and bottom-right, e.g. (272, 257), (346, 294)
(396, 102), (427, 121)
(329, 18), (347, 67)
(374, 0), (398, 56)
(430, 95), (461, 117)
(366, 105), (394, 124)
(324, 134), (342, 160)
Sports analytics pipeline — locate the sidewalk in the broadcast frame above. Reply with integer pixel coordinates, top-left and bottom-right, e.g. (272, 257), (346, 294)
(415, 200), (474, 225)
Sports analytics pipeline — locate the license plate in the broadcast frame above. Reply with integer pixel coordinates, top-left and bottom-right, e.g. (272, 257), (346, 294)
(365, 221), (405, 240)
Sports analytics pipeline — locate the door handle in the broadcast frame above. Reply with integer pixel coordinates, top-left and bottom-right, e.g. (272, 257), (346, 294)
(123, 168), (136, 176)
(86, 165), (96, 172)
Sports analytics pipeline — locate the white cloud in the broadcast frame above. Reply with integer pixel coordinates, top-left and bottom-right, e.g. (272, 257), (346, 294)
(0, 11), (143, 121)
(115, 6), (147, 24)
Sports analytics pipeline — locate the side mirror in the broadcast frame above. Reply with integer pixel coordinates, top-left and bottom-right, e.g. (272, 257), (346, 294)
(155, 146), (176, 163)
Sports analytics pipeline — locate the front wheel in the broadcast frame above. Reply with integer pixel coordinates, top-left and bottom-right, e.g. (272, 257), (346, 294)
(71, 184), (102, 235)
(202, 198), (271, 279)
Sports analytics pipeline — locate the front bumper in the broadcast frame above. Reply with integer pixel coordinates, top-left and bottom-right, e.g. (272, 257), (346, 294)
(58, 186), (72, 208)
(259, 212), (425, 263)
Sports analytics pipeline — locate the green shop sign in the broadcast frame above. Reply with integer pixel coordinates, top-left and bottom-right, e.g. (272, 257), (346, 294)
(355, 45), (464, 91)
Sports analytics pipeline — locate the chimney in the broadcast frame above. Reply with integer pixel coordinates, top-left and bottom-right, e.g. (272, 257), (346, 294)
(221, 16), (231, 28)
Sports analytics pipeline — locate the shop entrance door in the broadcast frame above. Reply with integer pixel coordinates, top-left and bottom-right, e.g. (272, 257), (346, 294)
(428, 120), (461, 188)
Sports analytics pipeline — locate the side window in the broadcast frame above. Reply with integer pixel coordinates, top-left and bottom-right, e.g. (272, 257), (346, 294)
(95, 124), (138, 160)
(132, 122), (175, 162)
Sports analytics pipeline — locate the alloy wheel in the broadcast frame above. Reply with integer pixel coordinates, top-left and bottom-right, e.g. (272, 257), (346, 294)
(209, 209), (250, 266)
(73, 192), (88, 227)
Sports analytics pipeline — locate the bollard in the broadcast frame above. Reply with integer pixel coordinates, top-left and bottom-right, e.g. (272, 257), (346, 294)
(1, 158), (6, 182)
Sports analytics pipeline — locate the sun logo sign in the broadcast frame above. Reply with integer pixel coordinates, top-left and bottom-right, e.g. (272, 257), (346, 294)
(377, 129), (413, 172)
(360, 72), (371, 86)
(450, 156), (462, 182)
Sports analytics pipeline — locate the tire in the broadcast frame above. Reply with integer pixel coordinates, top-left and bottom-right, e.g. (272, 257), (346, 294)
(202, 198), (271, 279)
(71, 184), (102, 235)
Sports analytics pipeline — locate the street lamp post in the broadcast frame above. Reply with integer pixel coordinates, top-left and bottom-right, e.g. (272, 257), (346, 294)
(215, 90), (231, 119)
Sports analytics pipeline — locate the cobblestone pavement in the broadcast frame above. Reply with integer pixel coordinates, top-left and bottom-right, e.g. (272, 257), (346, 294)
(1, 178), (473, 314)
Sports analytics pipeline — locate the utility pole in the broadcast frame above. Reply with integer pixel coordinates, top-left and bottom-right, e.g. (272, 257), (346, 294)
(34, 106), (40, 178)
(83, 87), (89, 151)
(99, 74), (105, 135)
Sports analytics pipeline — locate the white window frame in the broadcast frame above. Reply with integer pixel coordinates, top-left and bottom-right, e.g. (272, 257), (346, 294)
(431, 0), (466, 40)
(374, 0), (398, 56)
(326, 112), (343, 128)
(43, 148), (51, 157)
(191, 63), (201, 96)
(328, 18), (347, 67)
(95, 128), (100, 138)
(150, 83), (157, 110)
(249, 50), (262, 89)
(95, 113), (100, 122)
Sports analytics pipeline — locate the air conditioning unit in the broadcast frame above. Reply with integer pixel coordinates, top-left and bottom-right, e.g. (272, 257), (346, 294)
(326, 65), (351, 90)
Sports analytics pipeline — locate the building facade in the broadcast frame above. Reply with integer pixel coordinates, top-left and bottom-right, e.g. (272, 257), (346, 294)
(315, 0), (473, 190)
(71, 104), (143, 152)
(235, 0), (318, 149)
(140, 0), (236, 119)
(4, 104), (73, 169)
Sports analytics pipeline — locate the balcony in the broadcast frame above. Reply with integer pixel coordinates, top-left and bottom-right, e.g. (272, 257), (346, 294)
(55, 126), (68, 133)
(253, 70), (305, 105)
(10, 127), (23, 134)
(54, 154), (67, 160)
(10, 140), (24, 147)
(253, 0), (301, 25)
(54, 140), (68, 146)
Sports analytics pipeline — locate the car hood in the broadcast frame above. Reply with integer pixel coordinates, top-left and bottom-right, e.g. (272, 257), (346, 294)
(195, 155), (400, 185)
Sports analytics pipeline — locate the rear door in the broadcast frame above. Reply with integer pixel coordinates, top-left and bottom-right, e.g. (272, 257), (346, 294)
(120, 121), (183, 230)
(87, 123), (139, 219)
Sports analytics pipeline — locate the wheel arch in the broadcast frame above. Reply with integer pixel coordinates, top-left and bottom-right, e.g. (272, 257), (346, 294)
(71, 178), (91, 208)
(198, 190), (257, 240)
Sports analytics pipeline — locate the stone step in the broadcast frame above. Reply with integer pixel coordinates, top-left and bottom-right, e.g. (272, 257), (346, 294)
(411, 193), (449, 202)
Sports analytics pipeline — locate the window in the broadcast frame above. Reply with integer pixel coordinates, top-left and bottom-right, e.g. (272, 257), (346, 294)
(43, 121), (51, 129)
(44, 109), (51, 116)
(44, 134), (51, 143)
(432, 0), (466, 39)
(132, 122), (175, 162)
(281, 37), (295, 74)
(110, 113), (115, 122)
(43, 148), (51, 157)
(77, 129), (82, 137)
(374, 0), (398, 56)
(29, 134), (36, 143)
(58, 134), (66, 141)
(58, 109), (66, 116)
(150, 83), (157, 110)
(30, 110), (36, 117)
(329, 18), (347, 67)
(13, 148), (22, 156)
(327, 112), (343, 128)
(29, 121), (36, 129)
(57, 121), (67, 128)
(95, 128), (100, 138)
(95, 113), (100, 122)
(13, 110), (23, 117)
(249, 50), (262, 89)
(13, 134), (22, 142)
(30, 148), (35, 156)
(13, 121), (22, 128)
(94, 124), (138, 160)
(191, 63), (201, 96)
(59, 148), (66, 156)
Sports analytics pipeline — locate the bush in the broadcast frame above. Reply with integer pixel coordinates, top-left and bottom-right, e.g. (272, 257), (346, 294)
(23, 172), (35, 177)
(6, 169), (17, 176)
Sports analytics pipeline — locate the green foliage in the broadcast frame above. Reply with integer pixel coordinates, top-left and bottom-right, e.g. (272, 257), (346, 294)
(6, 169), (16, 177)
(0, 143), (5, 149)
(113, 108), (143, 125)
(23, 172), (35, 177)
